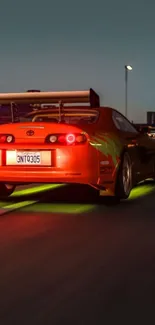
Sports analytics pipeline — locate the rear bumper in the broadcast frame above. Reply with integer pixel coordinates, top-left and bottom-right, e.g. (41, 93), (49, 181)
(0, 145), (99, 184)
(0, 167), (98, 184)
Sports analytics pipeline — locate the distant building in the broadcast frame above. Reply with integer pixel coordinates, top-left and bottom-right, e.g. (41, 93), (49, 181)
(27, 89), (40, 92)
(147, 111), (155, 125)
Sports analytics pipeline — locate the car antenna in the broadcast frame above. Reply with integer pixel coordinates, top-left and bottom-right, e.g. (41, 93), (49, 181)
(58, 100), (64, 123)
(10, 102), (19, 123)
(10, 102), (15, 123)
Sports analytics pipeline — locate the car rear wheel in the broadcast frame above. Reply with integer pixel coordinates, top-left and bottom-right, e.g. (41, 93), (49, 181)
(115, 151), (133, 199)
(0, 184), (16, 197)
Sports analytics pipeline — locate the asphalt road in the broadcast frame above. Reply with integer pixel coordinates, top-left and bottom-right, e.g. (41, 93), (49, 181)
(0, 183), (155, 324)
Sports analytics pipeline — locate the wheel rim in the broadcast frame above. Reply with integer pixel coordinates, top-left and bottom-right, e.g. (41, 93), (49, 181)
(122, 155), (132, 195)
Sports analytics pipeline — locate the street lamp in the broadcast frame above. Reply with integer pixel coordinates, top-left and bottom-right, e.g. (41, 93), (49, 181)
(125, 65), (132, 118)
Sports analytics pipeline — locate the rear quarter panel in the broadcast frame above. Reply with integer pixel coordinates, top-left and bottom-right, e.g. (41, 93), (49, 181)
(82, 108), (124, 187)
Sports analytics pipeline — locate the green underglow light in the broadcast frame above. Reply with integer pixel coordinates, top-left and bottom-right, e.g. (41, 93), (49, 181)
(4, 201), (36, 210)
(0, 201), (10, 208)
(129, 184), (155, 200)
(0, 200), (37, 215)
(11, 184), (64, 197)
(21, 203), (96, 214)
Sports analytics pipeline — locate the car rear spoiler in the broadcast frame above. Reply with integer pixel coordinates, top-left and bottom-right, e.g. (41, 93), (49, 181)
(0, 88), (100, 107)
(0, 88), (100, 123)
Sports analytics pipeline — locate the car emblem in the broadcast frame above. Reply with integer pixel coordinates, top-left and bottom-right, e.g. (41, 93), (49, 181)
(26, 130), (34, 136)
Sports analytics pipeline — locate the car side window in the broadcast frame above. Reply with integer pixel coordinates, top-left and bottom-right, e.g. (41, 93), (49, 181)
(112, 111), (138, 133)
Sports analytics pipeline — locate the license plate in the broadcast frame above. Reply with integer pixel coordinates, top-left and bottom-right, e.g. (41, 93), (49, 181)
(16, 152), (41, 165)
(6, 150), (52, 166)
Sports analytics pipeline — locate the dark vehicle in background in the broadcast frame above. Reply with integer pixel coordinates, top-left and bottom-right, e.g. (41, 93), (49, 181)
(134, 124), (155, 138)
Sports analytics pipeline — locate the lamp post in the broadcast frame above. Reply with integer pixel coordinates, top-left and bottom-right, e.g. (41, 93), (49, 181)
(125, 65), (132, 118)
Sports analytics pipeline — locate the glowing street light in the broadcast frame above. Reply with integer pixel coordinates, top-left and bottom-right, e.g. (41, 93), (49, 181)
(125, 65), (133, 118)
(126, 65), (132, 71)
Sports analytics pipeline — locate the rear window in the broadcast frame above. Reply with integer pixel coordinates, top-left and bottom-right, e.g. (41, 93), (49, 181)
(25, 109), (99, 125)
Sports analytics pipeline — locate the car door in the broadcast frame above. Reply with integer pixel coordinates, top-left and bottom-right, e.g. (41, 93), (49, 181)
(112, 111), (150, 181)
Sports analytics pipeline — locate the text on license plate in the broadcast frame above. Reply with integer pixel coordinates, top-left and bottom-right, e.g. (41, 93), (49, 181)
(16, 152), (41, 164)
(6, 150), (52, 166)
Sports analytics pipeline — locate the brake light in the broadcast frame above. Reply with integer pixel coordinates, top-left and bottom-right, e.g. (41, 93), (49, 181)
(66, 134), (76, 144)
(0, 134), (14, 143)
(46, 133), (87, 145)
(0, 135), (6, 143)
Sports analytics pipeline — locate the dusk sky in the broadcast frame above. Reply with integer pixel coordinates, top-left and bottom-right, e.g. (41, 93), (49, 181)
(0, 0), (155, 122)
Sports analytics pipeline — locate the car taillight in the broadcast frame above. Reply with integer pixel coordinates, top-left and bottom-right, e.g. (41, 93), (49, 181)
(46, 133), (87, 145)
(66, 133), (76, 144)
(0, 134), (14, 143)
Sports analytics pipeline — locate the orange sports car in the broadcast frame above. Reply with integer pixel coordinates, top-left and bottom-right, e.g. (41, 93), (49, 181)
(0, 88), (154, 203)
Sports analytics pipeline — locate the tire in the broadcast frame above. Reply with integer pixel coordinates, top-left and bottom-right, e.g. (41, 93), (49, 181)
(0, 184), (16, 197)
(115, 151), (133, 199)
